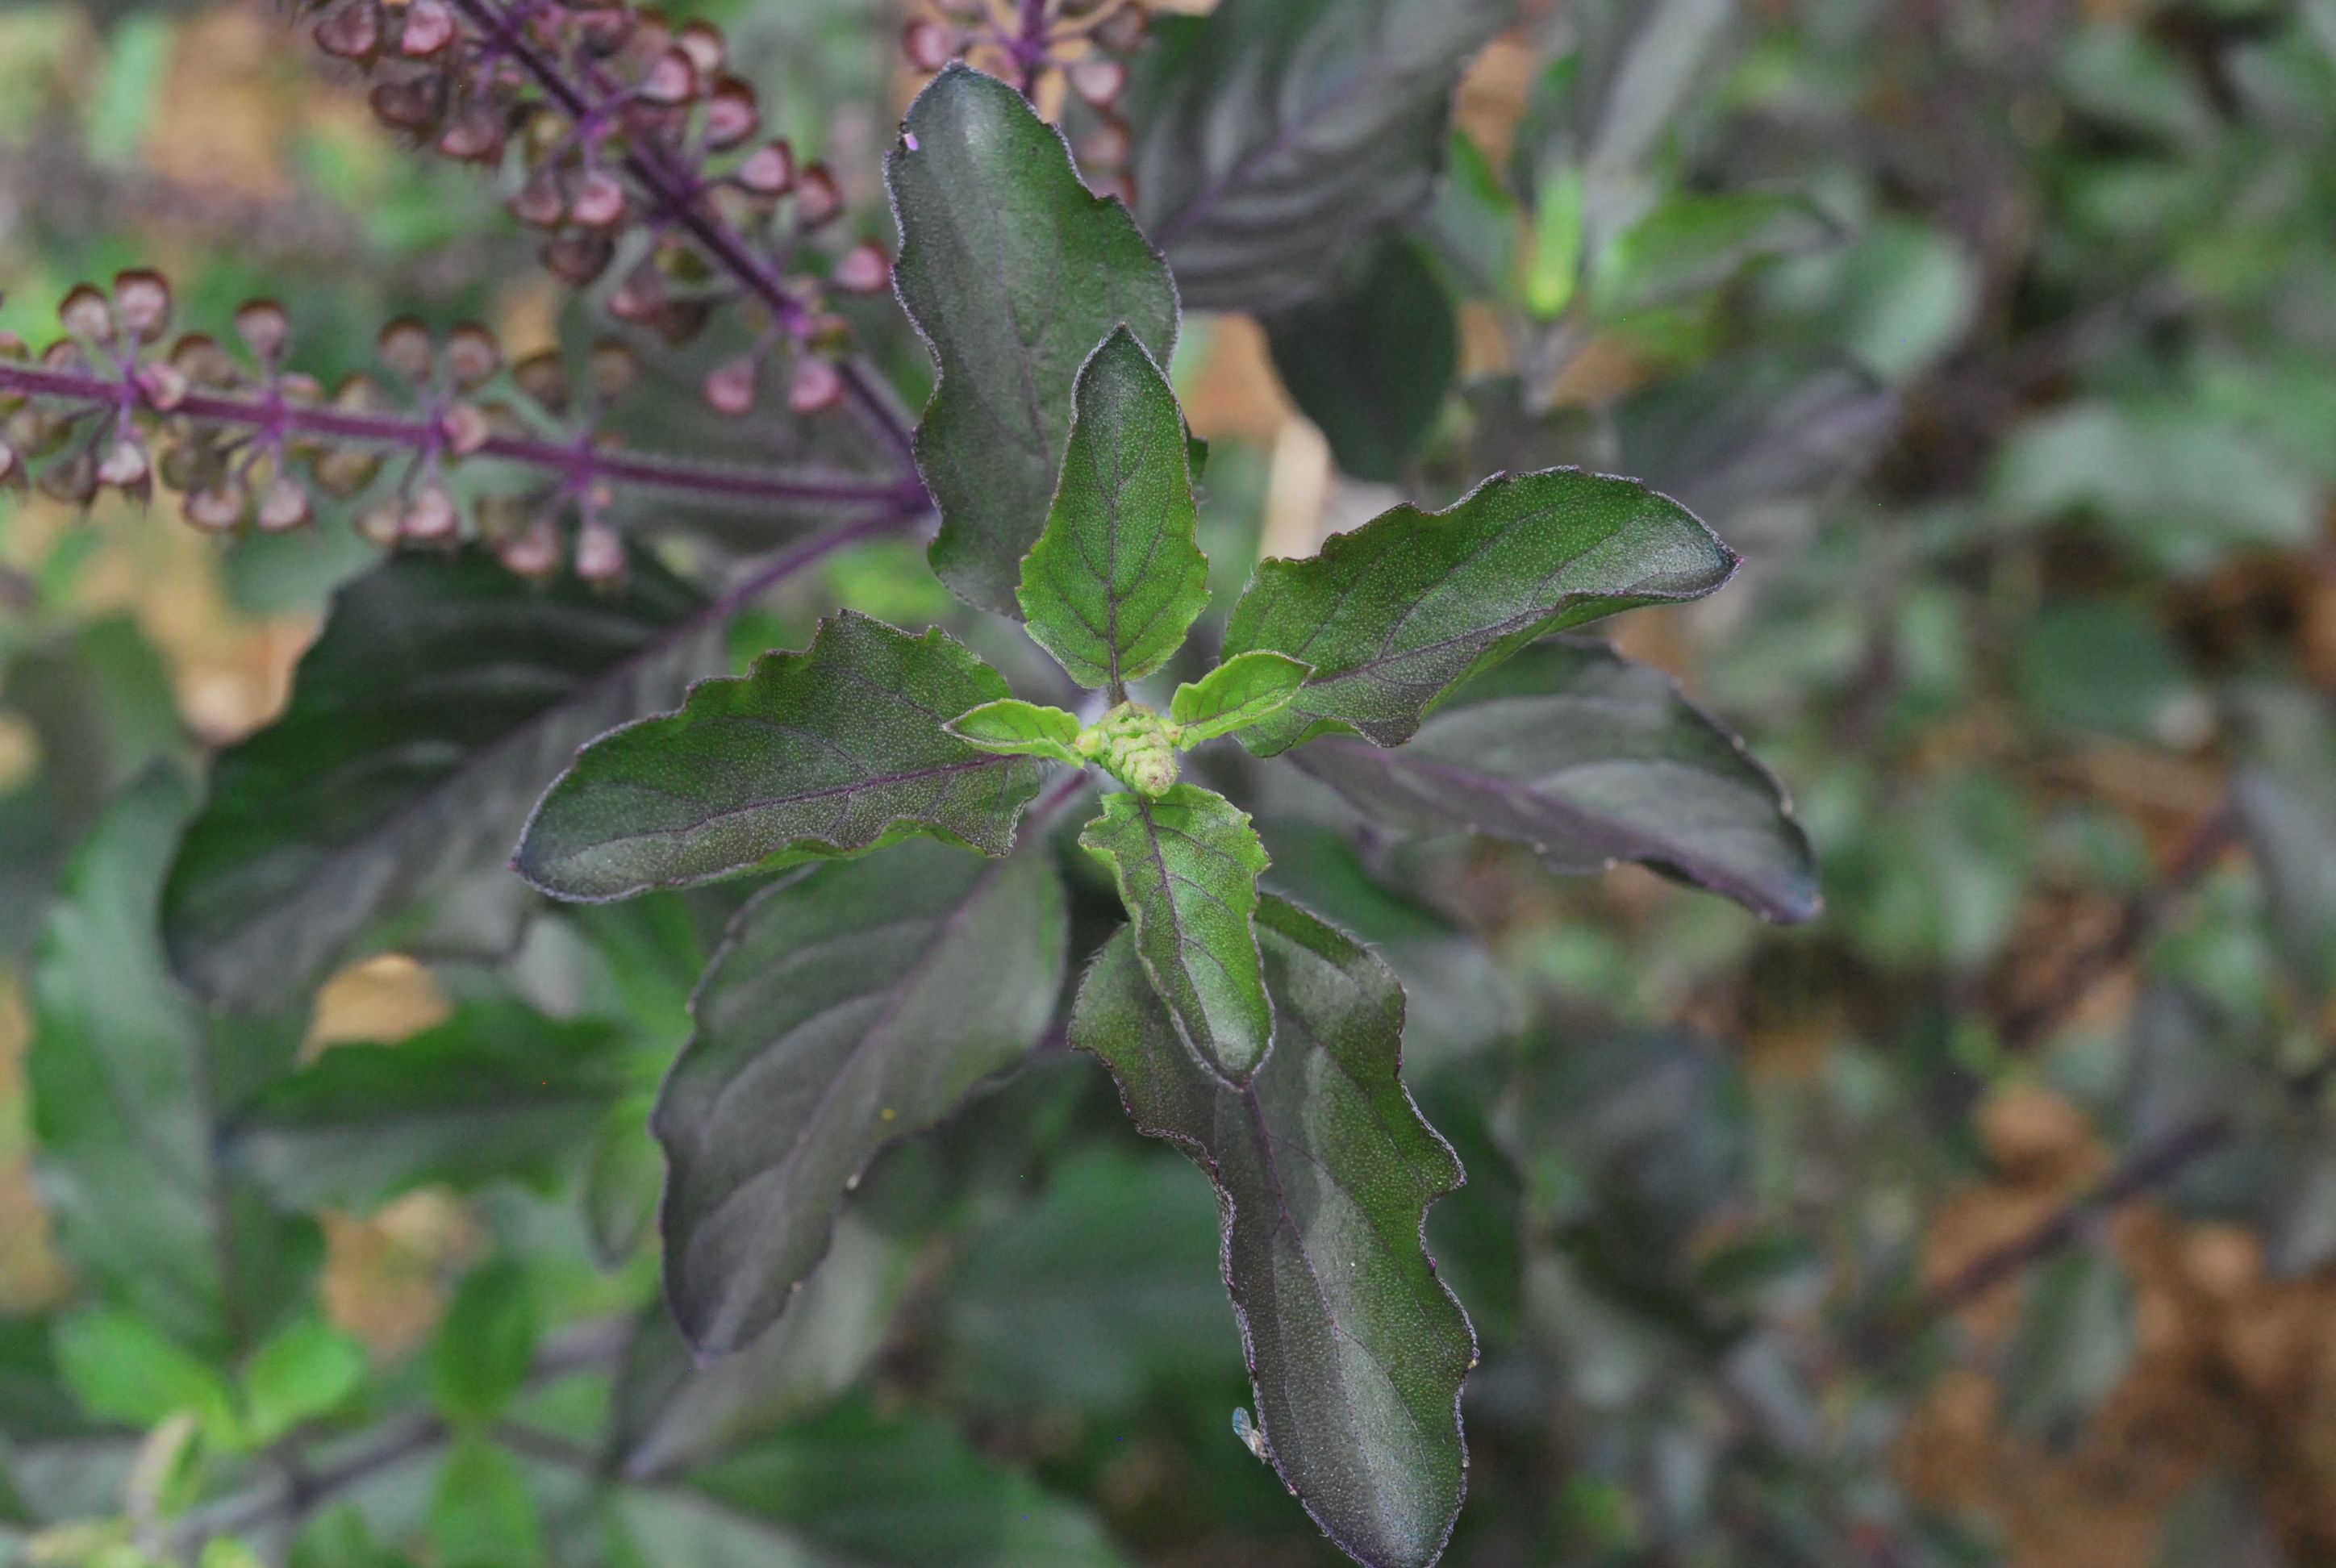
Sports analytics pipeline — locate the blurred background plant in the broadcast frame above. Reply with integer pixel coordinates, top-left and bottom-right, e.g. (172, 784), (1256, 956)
(5, 0), (2336, 1564)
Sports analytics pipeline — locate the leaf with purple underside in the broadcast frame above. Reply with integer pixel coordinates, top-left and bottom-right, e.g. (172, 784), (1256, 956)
(1220, 468), (1737, 757)
(1294, 639), (1820, 923)
(1071, 895), (1473, 1568)
(1131, 0), (1509, 313)
(515, 611), (1043, 902)
(890, 63), (1180, 617)
(659, 838), (1066, 1355)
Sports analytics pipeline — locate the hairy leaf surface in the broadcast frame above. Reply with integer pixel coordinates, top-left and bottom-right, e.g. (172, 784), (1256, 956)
(1295, 640), (1819, 922)
(163, 547), (714, 1010)
(227, 1002), (625, 1211)
(1132, 0), (1509, 312)
(1221, 469), (1736, 755)
(1079, 785), (1273, 1083)
(947, 699), (1085, 765)
(1018, 327), (1208, 693)
(890, 63), (1180, 615)
(661, 840), (1066, 1354)
(1263, 237), (1458, 483)
(517, 613), (1042, 901)
(1071, 896), (1472, 1568)
(1171, 652), (1312, 746)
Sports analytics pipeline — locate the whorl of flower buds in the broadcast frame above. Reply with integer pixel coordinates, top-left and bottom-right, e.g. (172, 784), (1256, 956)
(900, 0), (1150, 200)
(297, 0), (899, 425)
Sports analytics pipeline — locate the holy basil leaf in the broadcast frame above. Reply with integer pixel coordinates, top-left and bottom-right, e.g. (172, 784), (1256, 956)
(1131, 0), (1509, 312)
(1221, 468), (1737, 756)
(163, 545), (715, 1011)
(1070, 895), (1472, 1568)
(32, 774), (309, 1354)
(1294, 640), (1820, 923)
(517, 612), (1043, 901)
(946, 699), (1085, 765)
(225, 1001), (625, 1211)
(661, 838), (1066, 1355)
(1078, 785), (1273, 1084)
(1017, 327), (1209, 693)
(1171, 652), (1312, 746)
(890, 63), (1181, 616)
(1262, 236), (1458, 484)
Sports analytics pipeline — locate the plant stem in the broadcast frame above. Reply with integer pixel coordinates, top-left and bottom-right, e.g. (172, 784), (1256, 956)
(0, 361), (918, 514)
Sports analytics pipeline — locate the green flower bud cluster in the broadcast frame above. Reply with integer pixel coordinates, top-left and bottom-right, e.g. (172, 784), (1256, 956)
(1075, 702), (1181, 797)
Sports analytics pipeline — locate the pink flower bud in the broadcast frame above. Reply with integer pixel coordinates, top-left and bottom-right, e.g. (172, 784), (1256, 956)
(257, 477), (313, 532)
(378, 317), (434, 382)
(498, 519), (561, 578)
(440, 402), (492, 456)
(794, 164), (843, 228)
(540, 232), (615, 286)
(95, 436), (149, 489)
(903, 20), (959, 73)
(399, 0), (456, 55)
(236, 300), (290, 364)
(1093, 6), (1145, 50)
(445, 323), (501, 390)
(640, 47), (698, 106)
(569, 169), (629, 228)
(735, 140), (795, 196)
(787, 355), (843, 415)
(1070, 56), (1126, 108)
(1080, 117), (1131, 168)
(355, 498), (403, 545)
(0, 440), (15, 486)
(831, 241), (891, 294)
(575, 519), (627, 583)
(703, 77), (760, 149)
(403, 483), (458, 542)
(171, 333), (238, 386)
(703, 357), (759, 415)
(511, 171), (566, 228)
(314, 1), (379, 60)
(676, 20), (726, 75)
(113, 270), (173, 342)
(439, 110), (504, 163)
(137, 362), (189, 413)
(187, 482), (248, 532)
(60, 286), (114, 344)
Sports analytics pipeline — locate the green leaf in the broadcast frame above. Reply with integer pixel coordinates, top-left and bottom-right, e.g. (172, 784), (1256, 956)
(1170, 652), (1312, 746)
(1132, 0), (1511, 311)
(1293, 640), (1821, 923)
(1263, 236), (1458, 484)
(661, 838), (1066, 1354)
(227, 1001), (623, 1211)
(163, 546), (716, 1010)
(1070, 896), (1472, 1568)
(53, 1312), (239, 1447)
(435, 1433), (543, 1568)
(32, 774), (309, 1352)
(428, 1261), (540, 1424)
(889, 63), (1181, 616)
(1078, 786), (1273, 1084)
(240, 1318), (367, 1447)
(945, 699), (1084, 765)
(1016, 327), (1210, 693)
(1593, 190), (1837, 316)
(615, 1220), (907, 1480)
(517, 613), (1044, 901)
(1220, 469), (1737, 755)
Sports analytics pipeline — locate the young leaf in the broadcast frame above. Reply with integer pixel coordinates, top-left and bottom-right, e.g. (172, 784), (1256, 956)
(163, 546), (717, 1011)
(1070, 895), (1473, 1568)
(946, 699), (1084, 765)
(1078, 785), (1272, 1083)
(53, 1310), (240, 1448)
(428, 1261), (540, 1424)
(1294, 640), (1821, 923)
(226, 1002), (624, 1211)
(435, 1433), (544, 1568)
(1262, 236), (1459, 484)
(890, 62), (1181, 616)
(516, 612), (1044, 901)
(1220, 469), (1737, 755)
(1017, 327), (1210, 693)
(1132, 0), (1510, 312)
(661, 839), (1066, 1355)
(240, 1318), (368, 1446)
(1170, 651), (1312, 746)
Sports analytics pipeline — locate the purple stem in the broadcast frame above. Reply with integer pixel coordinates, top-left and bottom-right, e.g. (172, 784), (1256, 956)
(442, 0), (926, 481)
(0, 360), (919, 513)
